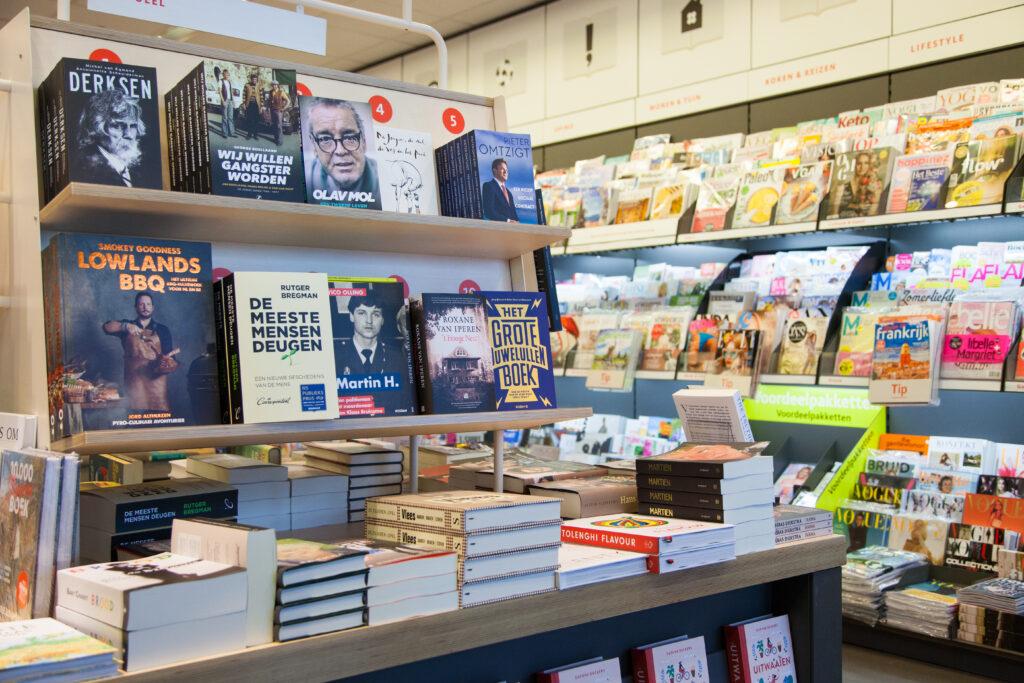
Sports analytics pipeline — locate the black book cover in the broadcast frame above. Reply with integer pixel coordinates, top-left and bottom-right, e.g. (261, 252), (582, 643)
(328, 278), (416, 417)
(943, 522), (1002, 571)
(79, 479), (238, 534)
(635, 443), (769, 479)
(39, 58), (162, 203)
(638, 501), (728, 523)
(42, 233), (219, 436)
(636, 473), (727, 494)
(637, 488), (725, 509)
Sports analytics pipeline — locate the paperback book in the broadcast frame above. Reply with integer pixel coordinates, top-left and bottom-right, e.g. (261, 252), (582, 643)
(940, 300), (1018, 381)
(42, 234), (218, 438)
(632, 635), (710, 683)
(834, 308), (879, 377)
(375, 126), (437, 215)
(478, 291), (556, 411)
(723, 614), (796, 683)
(299, 97), (381, 210)
(39, 58), (162, 203)
(868, 316), (942, 405)
(640, 307), (696, 372)
(167, 61), (303, 200)
(328, 278), (416, 417)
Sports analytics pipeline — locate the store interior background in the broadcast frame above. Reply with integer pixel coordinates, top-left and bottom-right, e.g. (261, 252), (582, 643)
(6, 2), (1024, 681)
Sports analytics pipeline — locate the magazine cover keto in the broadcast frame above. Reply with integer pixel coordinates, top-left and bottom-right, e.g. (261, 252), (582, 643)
(328, 278), (416, 417)
(300, 96), (382, 210)
(42, 234), (218, 437)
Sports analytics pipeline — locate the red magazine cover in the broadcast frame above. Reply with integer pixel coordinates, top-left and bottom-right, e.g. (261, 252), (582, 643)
(963, 494), (1024, 533)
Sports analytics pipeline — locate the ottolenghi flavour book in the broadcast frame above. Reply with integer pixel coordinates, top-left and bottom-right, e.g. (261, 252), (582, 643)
(42, 234), (218, 439)
(217, 272), (338, 423)
(478, 291), (556, 411)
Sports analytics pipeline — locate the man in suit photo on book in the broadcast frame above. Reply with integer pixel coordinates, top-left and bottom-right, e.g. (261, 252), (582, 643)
(482, 158), (520, 222)
(303, 97), (382, 209)
(73, 89), (158, 188)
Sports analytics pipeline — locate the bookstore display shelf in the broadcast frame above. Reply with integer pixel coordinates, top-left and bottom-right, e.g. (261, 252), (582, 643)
(49, 407), (591, 456)
(819, 375), (869, 388)
(634, 370), (677, 380)
(38, 183), (572, 260)
(1007, 200), (1024, 215)
(564, 218), (680, 254)
(818, 204), (1002, 231)
(843, 618), (1024, 682)
(1006, 381), (1024, 393)
(760, 374), (817, 386)
(676, 221), (817, 244)
(107, 535), (846, 683)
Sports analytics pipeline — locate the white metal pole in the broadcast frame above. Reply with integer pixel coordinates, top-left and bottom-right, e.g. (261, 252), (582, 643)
(298, 0), (448, 88)
(492, 432), (504, 493)
(56, 0), (70, 21)
(408, 434), (420, 493)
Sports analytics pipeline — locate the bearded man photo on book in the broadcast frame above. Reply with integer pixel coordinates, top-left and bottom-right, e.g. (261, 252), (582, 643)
(73, 89), (159, 189)
(102, 290), (179, 413)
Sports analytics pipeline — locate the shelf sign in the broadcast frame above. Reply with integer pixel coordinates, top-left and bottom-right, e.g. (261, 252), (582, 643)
(86, 0), (327, 55)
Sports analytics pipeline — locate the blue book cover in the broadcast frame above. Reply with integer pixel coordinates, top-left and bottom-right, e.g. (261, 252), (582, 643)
(469, 130), (538, 224)
(42, 233), (219, 437)
(834, 505), (892, 553)
(906, 166), (949, 211)
(478, 291), (557, 411)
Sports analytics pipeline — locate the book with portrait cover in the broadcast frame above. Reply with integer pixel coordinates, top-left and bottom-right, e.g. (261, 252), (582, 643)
(42, 233), (218, 439)
(478, 291), (556, 411)
(887, 515), (947, 565)
(217, 272), (338, 424)
(374, 126), (438, 215)
(826, 148), (896, 219)
(299, 97), (381, 210)
(435, 129), (538, 223)
(834, 504), (892, 553)
(39, 58), (162, 204)
(328, 278), (416, 417)
(963, 493), (1024, 533)
(166, 61), (302, 201)
(409, 293), (495, 414)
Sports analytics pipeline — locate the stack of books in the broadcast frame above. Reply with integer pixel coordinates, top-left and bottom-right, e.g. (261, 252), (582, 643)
(527, 474), (639, 519)
(77, 478), (238, 563)
(0, 447), (79, 620)
(364, 491), (562, 607)
(303, 442), (403, 522)
(473, 456), (607, 494)
(884, 580), (961, 638)
(958, 602), (1024, 651)
(0, 618), (117, 682)
(54, 553), (247, 671)
(555, 544), (648, 590)
(841, 546), (929, 626)
(774, 504), (833, 545)
(187, 453), (290, 531)
(561, 513), (734, 574)
(287, 464), (349, 530)
(332, 540), (458, 625)
(274, 539), (368, 642)
(635, 443), (775, 554)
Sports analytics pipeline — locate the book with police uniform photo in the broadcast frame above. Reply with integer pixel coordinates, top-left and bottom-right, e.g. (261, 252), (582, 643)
(299, 96), (381, 210)
(328, 277), (416, 417)
(39, 58), (162, 204)
(166, 60), (303, 201)
(41, 233), (219, 439)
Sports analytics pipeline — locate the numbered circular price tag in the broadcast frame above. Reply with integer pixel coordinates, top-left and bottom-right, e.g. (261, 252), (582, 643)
(442, 107), (465, 134)
(89, 48), (121, 63)
(458, 279), (480, 294)
(369, 95), (393, 123)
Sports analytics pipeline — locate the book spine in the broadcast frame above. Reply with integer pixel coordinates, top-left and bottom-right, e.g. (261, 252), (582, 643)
(54, 61), (69, 197)
(637, 473), (722, 494)
(638, 502), (724, 523)
(111, 489), (240, 533)
(55, 569), (127, 628)
(636, 461), (726, 478)
(195, 64), (212, 194)
(41, 239), (69, 441)
(166, 88), (177, 191)
(724, 625), (747, 683)
(189, 66), (202, 192)
(638, 488), (723, 509)
(533, 246), (562, 332)
(468, 132), (483, 220)
(559, 525), (659, 554)
(455, 134), (470, 218)
(37, 68), (52, 204)
(579, 484), (638, 517)
(441, 141), (455, 217)
(630, 647), (655, 683)
(408, 298), (432, 415)
(364, 499), (461, 531)
(223, 274), (244, 423)
(213, 278), (232, 424)
(434, 144), (448, 216)
(364, 520), (463, 553)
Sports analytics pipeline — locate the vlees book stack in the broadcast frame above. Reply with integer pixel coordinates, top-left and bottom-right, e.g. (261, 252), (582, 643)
(55, 553), (247, 671)
(635, 443), (775, 555)
(364, 491), (561, 606)
(302, 441), (403, 523)
(0, 448), (79, 621)
(186, 453), (290, 531)
(274, 538), (368, 642)
(0, 619), (116, 683)
(957, 578), (1024, 651)
(561, 513), (734, 575)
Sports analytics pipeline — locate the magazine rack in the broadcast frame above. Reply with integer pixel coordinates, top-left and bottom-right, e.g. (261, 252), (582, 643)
(0, 9), (587, 491)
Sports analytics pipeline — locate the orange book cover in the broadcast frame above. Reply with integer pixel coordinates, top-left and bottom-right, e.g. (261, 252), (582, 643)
(963, 494), (1024, 533)
(877, 434), (929, 455)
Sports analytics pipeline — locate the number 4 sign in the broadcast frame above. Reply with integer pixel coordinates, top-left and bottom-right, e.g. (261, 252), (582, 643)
(369, 95), (393, 123)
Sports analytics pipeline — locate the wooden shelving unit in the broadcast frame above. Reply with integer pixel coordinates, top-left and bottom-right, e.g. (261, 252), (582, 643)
(50, 407), (591, 455)
(40, 183), (570, 260)
(107, 535), (846, 683)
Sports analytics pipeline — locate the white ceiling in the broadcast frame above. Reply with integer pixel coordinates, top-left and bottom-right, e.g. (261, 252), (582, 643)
(1, 0), (543, 72)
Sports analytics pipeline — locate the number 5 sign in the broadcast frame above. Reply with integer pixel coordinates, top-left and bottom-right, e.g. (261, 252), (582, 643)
(442, 107), (465, 134)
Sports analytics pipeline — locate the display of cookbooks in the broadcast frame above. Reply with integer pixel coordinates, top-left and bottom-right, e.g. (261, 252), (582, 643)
(775, 161), (831, 225)
(730, 168), (784, 229)
(885, 150), (954, 213)
(826, 148), (896, 219)
(703, 328), (762, 398)
(585, 329), (642, 391)
(640, 308), (696, 372)
(945, 136), (1020, 207)
(690, 177), (739, 233)
(776, 315), (828, 376)
(868, 314), (944, 405)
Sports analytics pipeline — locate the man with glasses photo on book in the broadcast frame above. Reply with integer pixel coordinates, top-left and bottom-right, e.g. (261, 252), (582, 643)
(302, 97), (382, 210)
